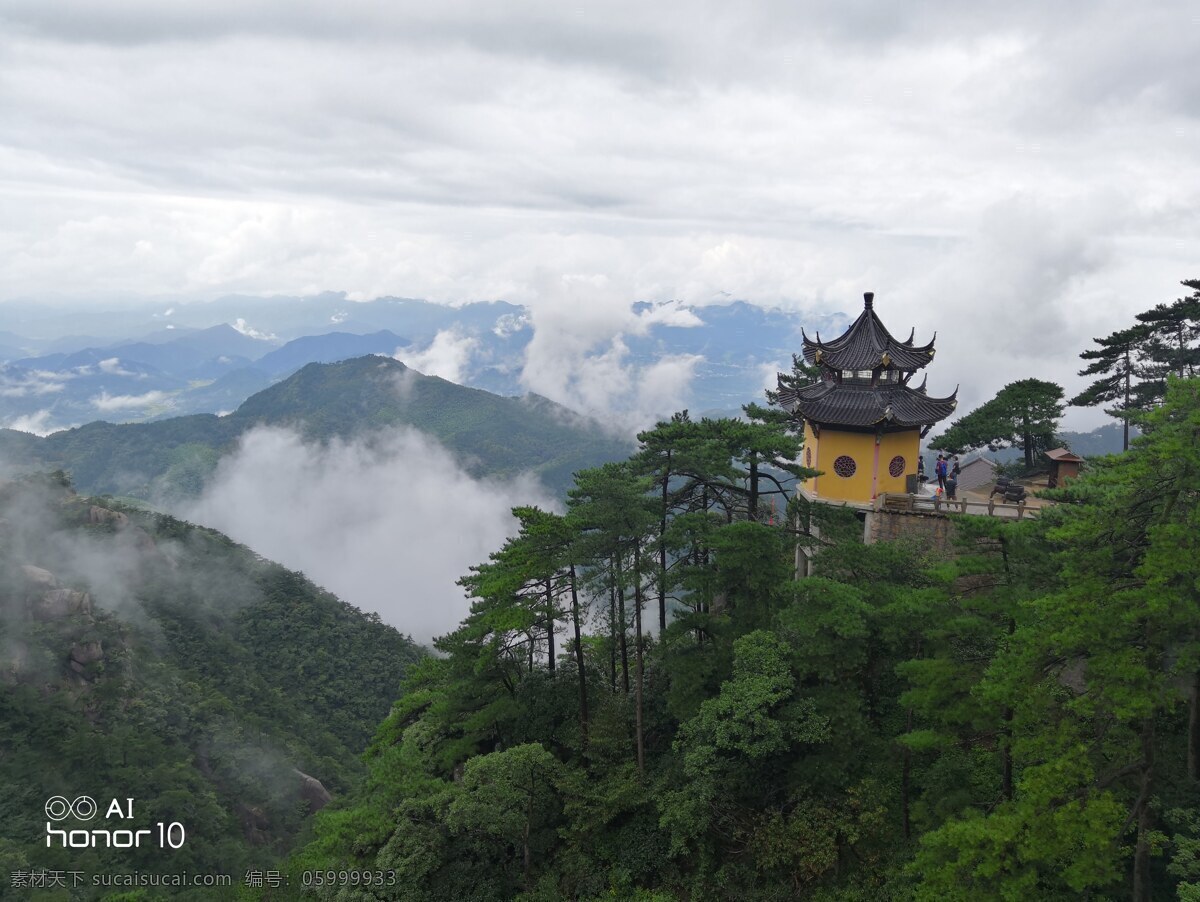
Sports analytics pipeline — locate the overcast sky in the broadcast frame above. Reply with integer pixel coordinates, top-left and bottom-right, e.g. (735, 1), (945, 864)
(2, 1), (1198, 422)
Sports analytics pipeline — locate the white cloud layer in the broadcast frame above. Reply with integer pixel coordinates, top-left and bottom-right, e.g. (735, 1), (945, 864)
(518, 277), (706, 430)
(98, 357), (139, 376)
(396, 329), (479, 383)
(0, 370), (67, 397)
(179, 426), (555, 640)
(90, 389), (171, 411)
(2, 409), (55, 435)
(0, 1), (1197, 426)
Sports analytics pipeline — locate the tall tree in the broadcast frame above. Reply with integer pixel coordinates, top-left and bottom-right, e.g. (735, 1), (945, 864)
(446, 743), (565, 892)
(737, 402), (810, 522)
(930, 378), (1065, 469)
(514, 506), (591, 748)
(454, 509), (566, 683)
(634, 411), (736, 634)
(569, 462), (656, 775)
(1135, 280), (1200, 384)
(1069, 324), (1150, 451)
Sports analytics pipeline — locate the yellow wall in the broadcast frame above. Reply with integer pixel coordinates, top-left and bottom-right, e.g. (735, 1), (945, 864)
(875, 430), (920, 496)
(801, 424), (920, 504)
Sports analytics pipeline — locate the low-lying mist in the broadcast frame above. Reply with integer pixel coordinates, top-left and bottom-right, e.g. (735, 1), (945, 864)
(180, 425), (554, 641)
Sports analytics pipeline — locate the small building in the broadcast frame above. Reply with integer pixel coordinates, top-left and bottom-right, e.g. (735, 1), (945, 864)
(956, 454), (999, 494)
(1045, 448), (1084, 488)
(775, 292), (958, 506)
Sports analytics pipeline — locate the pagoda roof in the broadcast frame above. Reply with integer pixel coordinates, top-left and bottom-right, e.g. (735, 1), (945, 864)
(776, 379), (958, 429)
(803, 292), (936, 371)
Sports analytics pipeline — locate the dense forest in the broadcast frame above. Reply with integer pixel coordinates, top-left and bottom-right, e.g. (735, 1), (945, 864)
(284, 371), (1200, 901)
(0, 474), (423, 899)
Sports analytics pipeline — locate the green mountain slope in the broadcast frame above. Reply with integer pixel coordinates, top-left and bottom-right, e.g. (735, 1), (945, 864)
(0, 473), (424, 898)
(2, 356), (630, 500)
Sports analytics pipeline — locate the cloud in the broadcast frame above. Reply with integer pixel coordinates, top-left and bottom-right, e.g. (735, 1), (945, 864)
(493, 311), (529, 338)
(90, 389), (171, 411)
(179, 425), (554, 641)
(513, 275), (709, 430)
(98, 356), (138, 375)
(635, 353), (704, 418)
(0, 1), (1196, 431)
(908, 192), (1128, 429)
(2, 409), (56, 435)
(230, 318), (278, 341)
(0, 368), (68, 397)
(396, 328), (479, 383)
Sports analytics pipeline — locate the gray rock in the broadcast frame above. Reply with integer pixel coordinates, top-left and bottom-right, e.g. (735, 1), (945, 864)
(293, 769), (333, 812)
(70, 640), (104, 665)
(31, 588), (91, 620)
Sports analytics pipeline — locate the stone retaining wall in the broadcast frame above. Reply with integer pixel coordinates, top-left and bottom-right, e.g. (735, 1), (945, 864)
(863, 507), (959, 555)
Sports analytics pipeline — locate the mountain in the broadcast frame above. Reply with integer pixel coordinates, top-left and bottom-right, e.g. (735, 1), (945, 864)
(0, 472), (424, 895)
(251, 329), (409, 377)
(0, 357), (187, 431)
(1, 356), (632, 500)
(932, 420), (1140, 468)
(1058, 421), (1139, 457)
(104, 323), (274, 375)
(1, 297), (843, 434)
(13, 324), (272, 381)
(0, 297), (840, 434)
(170, 366), (275, 415)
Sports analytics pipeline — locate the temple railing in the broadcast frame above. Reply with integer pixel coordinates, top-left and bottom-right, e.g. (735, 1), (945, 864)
(875, 492), (1042, 520)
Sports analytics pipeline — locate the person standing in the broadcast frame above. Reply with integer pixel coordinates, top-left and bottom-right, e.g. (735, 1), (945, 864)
(917, 454), (926, 486)
(935, 454), (947, 491)
(950, 456), (961, 480)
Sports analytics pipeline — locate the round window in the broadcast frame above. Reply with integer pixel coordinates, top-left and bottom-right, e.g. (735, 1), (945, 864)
(888, 455), (906, 478)
(833, 455), (857, 478)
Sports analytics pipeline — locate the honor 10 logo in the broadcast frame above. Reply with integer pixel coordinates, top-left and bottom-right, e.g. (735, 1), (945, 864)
(45, 796), (186, 849)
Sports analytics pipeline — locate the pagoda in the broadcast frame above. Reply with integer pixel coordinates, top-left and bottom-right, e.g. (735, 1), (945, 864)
(776, 292), (957, 505)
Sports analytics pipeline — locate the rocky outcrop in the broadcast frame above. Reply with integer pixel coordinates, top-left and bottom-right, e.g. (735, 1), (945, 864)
(89, 504), (159, 555)
(70, 640), (104, 667)
(294, 769), (333, 812)
(88, 506), (130, 529)
(29, 585), (91, 618)
(31, 588), (92, 620)
(238, 804), (271, 846)
(1059, 656), (1087, 695)
(20, 564), (58, 591)
(18, 564), (93, 621)
(69, 640), (105, 679)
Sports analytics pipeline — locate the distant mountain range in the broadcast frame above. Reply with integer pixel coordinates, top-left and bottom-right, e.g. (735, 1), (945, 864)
(0, 293), (1134, 463)
(0, 356), (633, 501)
(950, 422), (1138, 468)
(0, 295), (836, 433)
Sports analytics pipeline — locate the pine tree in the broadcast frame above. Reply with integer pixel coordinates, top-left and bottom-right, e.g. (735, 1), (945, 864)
(931, 378), (1065, 469)
(1069, 324), (1150, 451)
(1135, 280), (1200, 386)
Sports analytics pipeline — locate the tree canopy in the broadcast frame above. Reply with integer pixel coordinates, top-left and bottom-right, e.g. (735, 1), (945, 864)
(929, 378), (1065, 468)
(1069, 278), (1200, 442)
